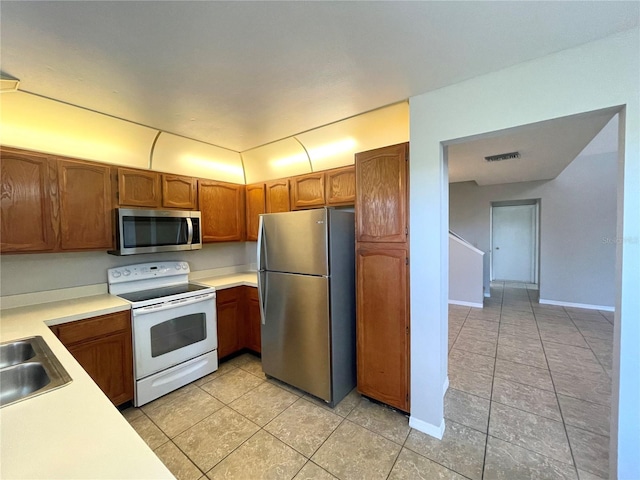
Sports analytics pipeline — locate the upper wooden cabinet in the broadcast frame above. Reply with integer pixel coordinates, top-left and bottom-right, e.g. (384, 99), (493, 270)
(117, 168), (161, 208)
(265, 179), (290, 213)
(290, 172), (325, 210)
(1, 148), (58, 252)
(325, 166), (355, 206)
(356, 143), (408, 243)
(245, 183), (266, 241)
(198, 180), (245, 242)
(162, 174), (197, 210)
(58, 159), (113, 250)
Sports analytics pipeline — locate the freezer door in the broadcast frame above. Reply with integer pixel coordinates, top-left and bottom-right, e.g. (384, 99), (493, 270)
(259, 209), (328, 276)
(261, 271), (331, 401)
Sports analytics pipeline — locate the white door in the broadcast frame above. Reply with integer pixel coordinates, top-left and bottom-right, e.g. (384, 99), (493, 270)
(492, 204), (537, 283)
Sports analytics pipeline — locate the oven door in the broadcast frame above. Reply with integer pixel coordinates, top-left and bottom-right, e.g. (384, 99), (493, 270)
(132, 292), (217, 379)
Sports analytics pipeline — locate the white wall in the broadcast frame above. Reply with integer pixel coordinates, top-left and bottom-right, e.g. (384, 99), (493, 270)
(410, 28), (639, 479)
(0, 243), (250, 296)
(450, 150), (617, 308)
(449, 234), (485, 307)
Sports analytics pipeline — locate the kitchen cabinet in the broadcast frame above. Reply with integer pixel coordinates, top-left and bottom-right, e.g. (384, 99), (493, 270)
(356, 244), (409, 411)
(355, 142), (410, 412)
(356, 143), (408, 243)
(290, 172), (325, 210)
(244, 287), (261, 353)
(325, 165), (356, 206)
(216, 287), (242, 359)
(1, 148), (58, 253)
(58, 159), (113, 250)
(51, 310), (133, 406)
(245, 183), (266, 241)
(265, 179), (290, 213)
(198, 180), (245, 242)
(162, 174), (197, 210)
(117, 168), (161, 208)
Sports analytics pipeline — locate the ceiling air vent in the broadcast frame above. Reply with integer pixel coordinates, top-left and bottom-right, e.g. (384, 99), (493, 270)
(484, 151), (520, 162)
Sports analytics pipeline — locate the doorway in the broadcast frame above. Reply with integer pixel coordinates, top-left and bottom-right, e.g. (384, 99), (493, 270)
(491, 201), (539, 284)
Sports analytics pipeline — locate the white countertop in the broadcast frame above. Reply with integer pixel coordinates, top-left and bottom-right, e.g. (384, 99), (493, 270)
(0, 271), (257, 479)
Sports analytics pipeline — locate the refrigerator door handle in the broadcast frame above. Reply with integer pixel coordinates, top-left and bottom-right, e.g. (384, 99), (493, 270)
(258, 270), (267, 325)
(257, 216), (266, 271)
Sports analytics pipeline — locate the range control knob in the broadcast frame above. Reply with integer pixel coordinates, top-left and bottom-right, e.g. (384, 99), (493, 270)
(123, 269), (131, 277)
(182, 263), (188, 270)
(175, 264), (182, 270)
(112, 271), (121, 278)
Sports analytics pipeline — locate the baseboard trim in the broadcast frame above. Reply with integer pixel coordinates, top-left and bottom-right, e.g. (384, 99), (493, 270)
(448, 299), (483, 308)
(484, 292), (491, 298)
(539, 298), (614, 312)
(409, 416), (445, 439)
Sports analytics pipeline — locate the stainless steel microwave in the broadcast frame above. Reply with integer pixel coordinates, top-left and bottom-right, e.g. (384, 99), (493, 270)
(109, 208), (202, 256)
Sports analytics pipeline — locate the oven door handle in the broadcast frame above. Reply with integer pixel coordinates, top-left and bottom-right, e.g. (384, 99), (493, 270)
(133, 292), (216, 315)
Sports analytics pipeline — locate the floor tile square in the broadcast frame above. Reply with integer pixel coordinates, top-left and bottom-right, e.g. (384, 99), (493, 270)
(543, 342), (606, 377)
(448, 349), (495, 376)
(484, 436), (578, 480)
(193, 361), (237, 387)
(493, 358), (554, 391)
(207, 430), (306, 480)
(405, 421), (486, 480)
(464, 318), (500, 332)
(457, 325), (499, 343)
(154, 441), (202, 480)
(388, 448), (467, 480)
(303, 387), (361, 417)
(558, 394), (610, 436)
(346, 397), (410, 444)
(200, 367), (265, 404)
(499, 322), (540, 339)
(312, 420), (401, 480)
(173, 406), (259, 472)
(265, 398), (342, 457)
(128, 414), (169, 450)
(488, 402), (572, 465)
(448, 364), (493, 399)
(497, 343), (547, 369)
(444, 388), (490, 433)
(452, 336), (497, 357)
(566, 425), (609, 479)
(492, 377), (561, 421)
(144, 388), (225, 438)
(551, 370), (611, 406)
(229, 382), (298, 426)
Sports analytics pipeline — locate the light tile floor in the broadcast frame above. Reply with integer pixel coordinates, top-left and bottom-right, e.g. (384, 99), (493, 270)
(123, 282), (612, 479)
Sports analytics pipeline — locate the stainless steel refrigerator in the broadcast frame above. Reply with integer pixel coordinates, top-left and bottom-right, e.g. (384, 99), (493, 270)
(257, 207), (356, 407)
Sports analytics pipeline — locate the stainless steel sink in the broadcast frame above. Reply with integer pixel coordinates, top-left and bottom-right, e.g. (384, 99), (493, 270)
(0, 341), (36, 368)
(0, 336), (72, 408)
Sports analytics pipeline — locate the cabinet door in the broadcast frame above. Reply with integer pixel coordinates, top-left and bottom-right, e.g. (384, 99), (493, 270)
(325, 166), (355, 206)
(54, 310), (133, 406)
(216, 288), (242, 359)
(245, 183), (265, 241)
(58, 159), (113, 250)
(265, 179), (290, 213)
(118, 168), (161, 208)
(198, 180), (245, 242)
(1, 148), (58, 252)
(162, 174), (197, 209)
(355, 143), (408, 243)
(290, 173), (325, 210)
(244, 287), (261, 353)
(356, 244), (409, 411)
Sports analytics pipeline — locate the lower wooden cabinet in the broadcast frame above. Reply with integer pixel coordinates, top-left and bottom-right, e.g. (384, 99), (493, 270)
(51, 310), (133, 406)
(356, 243), (409, 412)
(216, 286), (261, 359)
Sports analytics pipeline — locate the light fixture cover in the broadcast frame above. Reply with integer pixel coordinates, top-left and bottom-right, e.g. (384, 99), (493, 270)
(0, 75), (20, 92)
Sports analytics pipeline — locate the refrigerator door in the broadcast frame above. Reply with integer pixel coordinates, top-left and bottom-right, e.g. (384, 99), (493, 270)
(259, 208), (328, 276)
(261, 271), (331, 401)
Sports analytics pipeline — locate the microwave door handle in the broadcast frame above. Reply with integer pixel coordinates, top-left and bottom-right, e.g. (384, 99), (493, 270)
(186, 217), (193, 244)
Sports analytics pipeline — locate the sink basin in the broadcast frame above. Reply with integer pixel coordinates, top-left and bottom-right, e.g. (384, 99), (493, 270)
(0, 363), (51, 405)
(0, 336), (72, 408)
(0, 341), (36, 368)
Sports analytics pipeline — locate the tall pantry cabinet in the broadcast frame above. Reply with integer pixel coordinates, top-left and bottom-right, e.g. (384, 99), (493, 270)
(355, 142), (410, 412)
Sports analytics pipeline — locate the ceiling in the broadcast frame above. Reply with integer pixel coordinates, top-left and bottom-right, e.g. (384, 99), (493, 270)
(447, 108), (619, 185)
(1, 1), (638, 153)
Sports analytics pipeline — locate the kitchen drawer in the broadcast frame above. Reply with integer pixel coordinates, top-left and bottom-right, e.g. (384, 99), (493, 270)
(55, 310), (131, 345)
